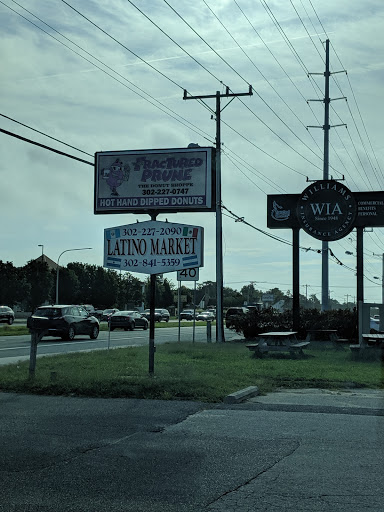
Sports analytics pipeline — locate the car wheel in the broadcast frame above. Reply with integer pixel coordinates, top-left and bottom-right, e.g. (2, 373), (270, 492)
(129, 322), (134, 331)
(66, 325), (76, 341)
(8, 317), (14, 325)
(90, 325), (99, 339)
(165, 318), (169, 322)
(143, 323), (148, 330)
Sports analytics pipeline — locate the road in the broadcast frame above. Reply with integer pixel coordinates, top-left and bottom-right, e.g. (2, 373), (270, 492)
(0, 324), (242, 365)
(1, 391), (383, 511)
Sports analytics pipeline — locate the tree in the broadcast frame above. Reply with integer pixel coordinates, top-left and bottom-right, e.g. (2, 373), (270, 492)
(223, 287), (243, 308)
(23, 259), (53, 311)
(240, 283), (261, 304)
(117, 272), (143, 309)
(54, 268), (80, 305)
(0, 261), (29, 306)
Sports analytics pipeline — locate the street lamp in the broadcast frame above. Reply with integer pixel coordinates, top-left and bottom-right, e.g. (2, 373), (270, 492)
(56, 248), (92, 304)
(38, 244), (44, 262)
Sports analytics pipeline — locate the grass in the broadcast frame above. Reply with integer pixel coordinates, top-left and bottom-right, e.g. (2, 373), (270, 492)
(0, 342), (383, 402)
(0, 320), (214, 336)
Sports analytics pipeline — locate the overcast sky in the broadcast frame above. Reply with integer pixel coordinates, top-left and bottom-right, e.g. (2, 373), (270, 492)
(1, 0), (383, 304)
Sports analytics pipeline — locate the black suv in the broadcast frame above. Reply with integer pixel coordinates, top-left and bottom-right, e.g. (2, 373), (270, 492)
(27, 305), (99, 341)
(0, 306), (15, 325)
(225, 307), (249, 328)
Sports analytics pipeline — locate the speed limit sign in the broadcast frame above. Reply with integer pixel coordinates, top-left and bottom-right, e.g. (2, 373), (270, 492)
(177, 267), (199, 281)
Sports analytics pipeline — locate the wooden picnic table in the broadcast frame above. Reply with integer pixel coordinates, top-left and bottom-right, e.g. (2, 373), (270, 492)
(305, 329), (339, 342)
(350, 333), (384, 353)
(246, 331), (310, 358)
(305, 329), (348, 350)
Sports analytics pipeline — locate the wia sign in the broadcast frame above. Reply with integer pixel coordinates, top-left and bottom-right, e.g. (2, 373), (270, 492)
(297, 181), (356, 241)
(267, 182), (384, 240)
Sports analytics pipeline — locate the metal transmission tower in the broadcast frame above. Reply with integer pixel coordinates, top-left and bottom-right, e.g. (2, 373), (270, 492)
(184, 86), (253, 342)
(307, 39), (346, 311)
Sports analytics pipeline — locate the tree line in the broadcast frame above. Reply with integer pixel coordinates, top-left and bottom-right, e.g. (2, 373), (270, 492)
(1, 260), (347, 313)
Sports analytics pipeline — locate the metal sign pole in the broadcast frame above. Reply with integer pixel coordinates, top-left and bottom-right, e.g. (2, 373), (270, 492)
(178, 281), (181, 343)
(148, 211), (158, 375)
(193, 280), (196, 342)
(149, 273), (156, 375)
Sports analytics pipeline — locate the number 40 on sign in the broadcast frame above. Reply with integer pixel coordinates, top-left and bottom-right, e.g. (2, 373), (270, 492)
(177, 267), (199, 281)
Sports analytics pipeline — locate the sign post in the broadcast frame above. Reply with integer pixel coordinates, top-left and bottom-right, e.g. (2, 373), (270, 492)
(177, 267), (199, 342)
(267, 184), (384, 337)
(103, 220), (203, 374)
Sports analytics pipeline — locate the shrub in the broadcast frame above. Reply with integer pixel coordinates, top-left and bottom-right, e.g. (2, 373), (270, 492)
(230, 308), (358, 341)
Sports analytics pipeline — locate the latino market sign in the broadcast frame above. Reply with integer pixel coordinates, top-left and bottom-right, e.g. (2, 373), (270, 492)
(103, 220), (204, 275)
(297, 180), (357, 241)
(94, 147), (215, 214)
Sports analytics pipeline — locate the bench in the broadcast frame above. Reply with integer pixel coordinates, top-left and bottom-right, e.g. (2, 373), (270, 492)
(246, 332), (310, 358)
(350, 333), (384, 355)
(306, 329), (347, 350)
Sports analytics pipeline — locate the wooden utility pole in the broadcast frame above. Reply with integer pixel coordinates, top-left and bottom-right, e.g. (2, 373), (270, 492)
(184, 86), (253, 342)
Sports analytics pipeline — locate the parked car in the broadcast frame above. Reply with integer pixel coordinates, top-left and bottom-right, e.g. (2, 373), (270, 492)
(0, 306), (15, 325)
(180, 309), (195, 320)
(109, 311), (148, 331)
(81, 304), (98, 317)
(196, 311), (215, 321)
(101, 308), (119, 321)
(143, 309), (170, 322)
(370, 316), (380, 331)
(225, 307), (249, 328)
(27, 305), (99, 341)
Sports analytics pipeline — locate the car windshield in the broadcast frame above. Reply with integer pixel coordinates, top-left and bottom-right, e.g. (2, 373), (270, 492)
(34, 307), (64, 318)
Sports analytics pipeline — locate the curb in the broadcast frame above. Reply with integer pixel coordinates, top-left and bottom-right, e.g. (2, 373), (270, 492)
(224, 386), (259, 404)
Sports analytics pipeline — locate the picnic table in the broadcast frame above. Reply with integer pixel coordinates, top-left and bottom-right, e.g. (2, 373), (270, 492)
(305, 329), (338, 342)
(305, 329), (347, 350)
(350, 333), (384, 354)
(246, 331), (310, 358)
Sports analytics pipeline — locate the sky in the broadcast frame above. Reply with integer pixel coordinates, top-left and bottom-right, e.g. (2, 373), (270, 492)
(1, 0), (384, 305)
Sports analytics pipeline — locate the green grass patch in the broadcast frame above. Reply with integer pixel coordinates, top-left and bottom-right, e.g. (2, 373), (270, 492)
(0, 342), (383, 402)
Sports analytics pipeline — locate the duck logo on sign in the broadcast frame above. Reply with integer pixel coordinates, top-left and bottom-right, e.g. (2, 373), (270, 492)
(297, 180), (357, 241)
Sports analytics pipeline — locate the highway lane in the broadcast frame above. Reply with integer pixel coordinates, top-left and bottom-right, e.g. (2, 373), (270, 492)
(0, 325), (242, 365)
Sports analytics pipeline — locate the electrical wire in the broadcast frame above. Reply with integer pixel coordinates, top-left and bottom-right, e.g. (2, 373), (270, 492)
(4, 0), (215, 145)
(0, 113), (93, 157)
(0, 127), (93, 165)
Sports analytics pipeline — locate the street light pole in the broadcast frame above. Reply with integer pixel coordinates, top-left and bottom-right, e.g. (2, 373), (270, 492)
(38, 244), (44, 262)
(56, 248), (92, 304)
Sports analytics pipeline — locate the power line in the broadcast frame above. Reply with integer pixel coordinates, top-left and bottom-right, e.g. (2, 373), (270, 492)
(0, 113), (93, 157)
(4, 0), (215, 145)
(0, 127), (94, 166)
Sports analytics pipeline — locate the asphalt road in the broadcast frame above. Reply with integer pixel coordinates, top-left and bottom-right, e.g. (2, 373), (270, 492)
(1, 390), (384, 512)
(0, 325), (242, 365)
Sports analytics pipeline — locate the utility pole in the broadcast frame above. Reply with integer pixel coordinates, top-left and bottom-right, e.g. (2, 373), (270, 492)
(373, 252), (384, 304)
(184, 86), (253, 342)
(307, 39), (346, 311)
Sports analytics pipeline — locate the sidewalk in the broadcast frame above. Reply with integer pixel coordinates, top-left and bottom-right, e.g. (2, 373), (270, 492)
(247, 387), (384, 413)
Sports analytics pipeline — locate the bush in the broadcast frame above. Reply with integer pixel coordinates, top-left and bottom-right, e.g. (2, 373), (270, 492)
(230, 308), (358, 341)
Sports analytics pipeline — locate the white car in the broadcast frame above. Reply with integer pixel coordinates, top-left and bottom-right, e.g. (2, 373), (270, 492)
(196, 311), (215, 321)
(370, 317), (380, 331)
